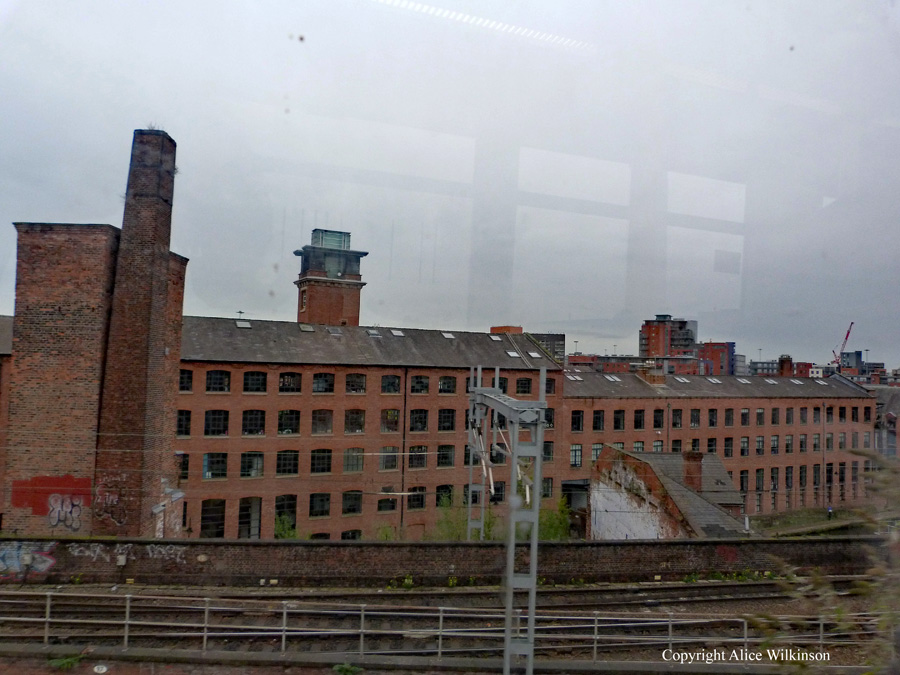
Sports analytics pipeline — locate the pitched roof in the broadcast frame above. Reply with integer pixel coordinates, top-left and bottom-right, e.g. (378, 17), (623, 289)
(605, 449), (747, 538)
(564, 370), (872, 400)
(181, 316), (561, 370)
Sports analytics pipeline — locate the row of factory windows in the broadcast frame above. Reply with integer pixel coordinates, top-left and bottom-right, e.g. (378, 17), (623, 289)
(182, 426), (872, 479)
(178, 404), (872, 439)
(195, 480), (556, 539)
(177, 408), (473, 437)
(732, 462), (870, 514)
(569, 404), (872, 433)
(182, 443), (515, 480)
(180, 369), (554, 397)
(564, 431), (873, 466)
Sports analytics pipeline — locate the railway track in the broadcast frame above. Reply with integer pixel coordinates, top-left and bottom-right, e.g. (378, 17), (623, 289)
(216, 575), (865, 610)
(0, 581), (881, 661)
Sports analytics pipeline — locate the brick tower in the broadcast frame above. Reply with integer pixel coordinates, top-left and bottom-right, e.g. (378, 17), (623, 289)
(4, 130), (187, 537)
(293, 229), (368, 325)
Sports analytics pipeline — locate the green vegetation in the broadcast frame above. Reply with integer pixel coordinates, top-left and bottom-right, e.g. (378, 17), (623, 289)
(333, 664), (364, 675)
(427, 495), (501, 541)
(273, 513), (297, 539)
(386, 573), (415, 590)
(375, 525), (397, 541)
(47, 655), (83, 671)
(538, 498), (571, 540)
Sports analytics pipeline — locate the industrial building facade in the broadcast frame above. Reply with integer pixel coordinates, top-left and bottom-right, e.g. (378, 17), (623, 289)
(174, 320), (562, 540)
(0, 131), (881, 540)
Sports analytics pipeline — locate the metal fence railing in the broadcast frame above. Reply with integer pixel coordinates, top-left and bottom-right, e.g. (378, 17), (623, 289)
(0, 590), (884, 660)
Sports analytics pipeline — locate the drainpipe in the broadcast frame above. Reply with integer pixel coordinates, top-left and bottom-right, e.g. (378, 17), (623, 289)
(398, 367), (409, 538)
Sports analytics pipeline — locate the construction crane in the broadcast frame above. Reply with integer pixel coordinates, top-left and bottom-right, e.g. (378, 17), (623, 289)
(831, 321), (854, 367)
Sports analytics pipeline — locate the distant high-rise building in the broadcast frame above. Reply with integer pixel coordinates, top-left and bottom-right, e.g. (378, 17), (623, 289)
(638, 314), (698, 358)
(697, 342), (736, 375)
(530, 333), (566, 363)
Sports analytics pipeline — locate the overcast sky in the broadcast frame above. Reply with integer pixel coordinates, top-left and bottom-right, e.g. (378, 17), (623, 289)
(2, 0), (899, 366)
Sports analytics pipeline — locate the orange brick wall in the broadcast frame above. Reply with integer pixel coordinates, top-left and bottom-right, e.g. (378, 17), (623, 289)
(175, 364), (562, 540)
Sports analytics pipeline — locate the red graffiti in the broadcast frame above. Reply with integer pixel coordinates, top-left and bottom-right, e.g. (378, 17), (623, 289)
(11, 475), (92, 515)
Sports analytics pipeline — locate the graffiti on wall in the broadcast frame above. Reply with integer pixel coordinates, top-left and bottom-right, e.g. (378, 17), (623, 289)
(0, 542), (57, 580)
(67, 542), (135, 564)
(146, 544), (187, 564)
(11, 475), (92, 532)
(95, 473), (128, 526)
(65, 542), (186, 566)
(48, 494), (83, 531)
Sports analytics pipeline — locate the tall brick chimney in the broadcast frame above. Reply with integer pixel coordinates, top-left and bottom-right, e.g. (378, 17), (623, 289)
(682, 451), (704, 493)
(293, 229), (367, 325)
(95, 130), (188, 538)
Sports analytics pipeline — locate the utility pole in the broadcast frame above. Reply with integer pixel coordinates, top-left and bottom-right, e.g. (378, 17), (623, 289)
(468, 366), (547, 675)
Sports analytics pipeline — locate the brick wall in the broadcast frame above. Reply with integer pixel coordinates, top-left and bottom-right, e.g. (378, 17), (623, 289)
(296, 278), (364, 326)
(176, 363), (561, 540)
(0, 536), (881, 587)
(5, 223), (121, 535)
(561, 393), (876, 515)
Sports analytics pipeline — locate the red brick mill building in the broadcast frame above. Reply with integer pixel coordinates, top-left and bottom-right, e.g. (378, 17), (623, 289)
(0, 130), (879, 541)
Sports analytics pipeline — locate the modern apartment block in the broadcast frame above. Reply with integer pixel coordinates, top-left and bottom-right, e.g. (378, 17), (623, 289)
(638, 314), (698, 358)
